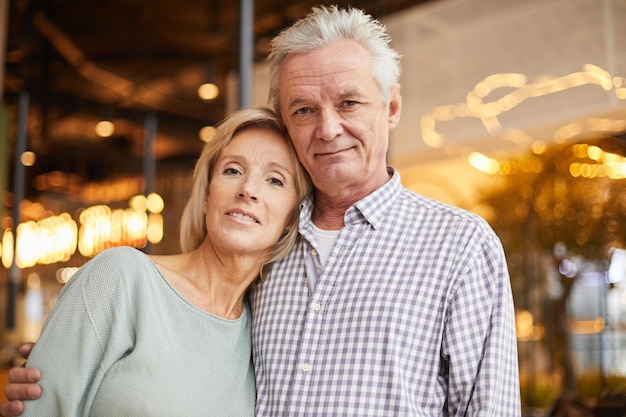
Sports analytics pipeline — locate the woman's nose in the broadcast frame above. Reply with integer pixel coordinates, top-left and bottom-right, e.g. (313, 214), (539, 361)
(237, 179), (258, 201)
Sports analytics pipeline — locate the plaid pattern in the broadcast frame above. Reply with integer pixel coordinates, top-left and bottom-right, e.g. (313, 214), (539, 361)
(249, 169), (521, 416)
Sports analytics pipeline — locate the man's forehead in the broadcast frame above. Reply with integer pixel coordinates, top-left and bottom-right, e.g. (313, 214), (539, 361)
(282, 79), (365, 105)
(282, 41), (367, 68)
(279, 60), (369, 93)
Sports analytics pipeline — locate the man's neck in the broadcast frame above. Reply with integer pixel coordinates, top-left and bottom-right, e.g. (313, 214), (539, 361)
(311, 186), (369, 230)
(311, 168), (393, 230)
(312, 202), (346, 230)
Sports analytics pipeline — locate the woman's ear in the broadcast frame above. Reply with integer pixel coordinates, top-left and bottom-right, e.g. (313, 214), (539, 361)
(202, 194), (209, 214)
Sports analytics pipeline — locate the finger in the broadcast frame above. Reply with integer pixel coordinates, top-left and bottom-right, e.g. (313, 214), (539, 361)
(17, 343), (35, 361)
(7, 367), (40, 384)
(4, 383), (42, 401)
(0, 400), (26, 416)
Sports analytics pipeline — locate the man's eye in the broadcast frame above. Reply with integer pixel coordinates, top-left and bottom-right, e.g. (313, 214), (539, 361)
(343, 100), (357, 107)
(295, 108), (310, 115)
(269, 177), (284, 186)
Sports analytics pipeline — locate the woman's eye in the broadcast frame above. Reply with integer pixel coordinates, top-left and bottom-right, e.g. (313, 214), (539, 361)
(269, 177), (284, 186)
(224, 167), (240, 175)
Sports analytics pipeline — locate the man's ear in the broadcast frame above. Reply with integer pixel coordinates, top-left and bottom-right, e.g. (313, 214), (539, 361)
(388, 84), (402, 129)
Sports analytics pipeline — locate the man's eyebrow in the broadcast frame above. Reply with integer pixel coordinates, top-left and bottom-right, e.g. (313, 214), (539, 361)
(287, 90), (362, 108)
(286, 98), (308, 109)
(337, 89), (362, 100)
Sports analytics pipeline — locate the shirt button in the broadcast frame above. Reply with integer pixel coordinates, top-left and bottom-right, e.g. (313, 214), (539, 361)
(311, 248), (318, 256)
(301, 363), (311, 372)
(312, 302), (322, 311)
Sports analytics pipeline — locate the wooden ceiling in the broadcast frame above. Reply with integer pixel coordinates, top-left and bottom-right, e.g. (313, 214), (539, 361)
(3, 0), (435, 195)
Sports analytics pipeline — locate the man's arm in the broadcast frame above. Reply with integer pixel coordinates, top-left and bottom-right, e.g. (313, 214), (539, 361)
(444, 236), (521, 416)
(0, 344), (41, 417)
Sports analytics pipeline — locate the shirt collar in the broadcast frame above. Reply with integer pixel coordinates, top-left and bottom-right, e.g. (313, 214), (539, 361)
(299, 167), (402, 231)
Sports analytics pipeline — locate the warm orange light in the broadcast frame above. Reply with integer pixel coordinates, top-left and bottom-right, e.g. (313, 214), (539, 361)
(197, 83), (219, 100)
(200, 125), (216, 143)
(95, 120), (115, 137)
(21, 151), (36, 166)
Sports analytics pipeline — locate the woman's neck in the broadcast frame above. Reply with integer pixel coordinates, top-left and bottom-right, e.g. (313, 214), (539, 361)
(149, 248), (261, 319)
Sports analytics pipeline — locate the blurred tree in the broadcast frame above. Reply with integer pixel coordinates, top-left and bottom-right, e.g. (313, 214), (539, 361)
(477, 135), (626, 402)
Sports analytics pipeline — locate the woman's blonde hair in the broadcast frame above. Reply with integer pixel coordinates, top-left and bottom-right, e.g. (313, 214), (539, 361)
(179, 107), (311, 280)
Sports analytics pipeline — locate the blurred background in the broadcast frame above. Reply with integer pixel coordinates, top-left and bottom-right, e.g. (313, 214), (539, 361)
(1, 0), (625, 415)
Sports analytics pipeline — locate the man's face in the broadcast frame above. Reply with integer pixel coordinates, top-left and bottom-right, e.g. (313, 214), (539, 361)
(278, 39), (401, 198)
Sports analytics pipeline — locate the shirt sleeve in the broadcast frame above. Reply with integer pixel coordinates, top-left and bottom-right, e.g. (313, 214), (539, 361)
(22, 249), (136, 417)
(443, 234), (522, 417)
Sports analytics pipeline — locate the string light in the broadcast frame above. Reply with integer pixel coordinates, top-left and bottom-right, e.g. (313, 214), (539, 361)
(2, 194), (165, 269)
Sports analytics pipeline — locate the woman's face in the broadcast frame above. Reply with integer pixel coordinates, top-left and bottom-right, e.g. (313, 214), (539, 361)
(204, 126), (299, 258)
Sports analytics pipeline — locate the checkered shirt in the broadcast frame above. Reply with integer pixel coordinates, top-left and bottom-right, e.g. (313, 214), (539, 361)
(249, 168), (521, 416)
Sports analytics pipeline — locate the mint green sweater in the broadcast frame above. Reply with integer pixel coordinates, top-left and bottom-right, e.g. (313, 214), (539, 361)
(23, 247), (256, 417)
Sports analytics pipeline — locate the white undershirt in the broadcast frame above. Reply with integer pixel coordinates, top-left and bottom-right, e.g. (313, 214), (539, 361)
(311, 223), (340, 266)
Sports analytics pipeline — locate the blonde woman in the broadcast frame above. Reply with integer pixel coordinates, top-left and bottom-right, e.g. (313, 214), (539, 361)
(13, 108), (310, 417)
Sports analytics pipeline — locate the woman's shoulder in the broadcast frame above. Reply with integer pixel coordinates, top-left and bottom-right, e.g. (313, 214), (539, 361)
(84, 246), (157, 274)
(74, 246), (155, 290)
(49, 247), (157, 318)
(93, 246), (149, 263)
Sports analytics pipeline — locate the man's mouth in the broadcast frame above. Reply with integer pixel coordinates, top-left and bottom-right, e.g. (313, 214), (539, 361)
(316, 147), (350, 157)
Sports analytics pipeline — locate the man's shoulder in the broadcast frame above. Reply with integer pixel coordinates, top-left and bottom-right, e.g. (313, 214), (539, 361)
(398, 186), (494, 232)
(398, 186), (468, 215)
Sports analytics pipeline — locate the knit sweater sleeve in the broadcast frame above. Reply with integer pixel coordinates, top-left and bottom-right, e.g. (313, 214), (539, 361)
(22, 247), (139, 417)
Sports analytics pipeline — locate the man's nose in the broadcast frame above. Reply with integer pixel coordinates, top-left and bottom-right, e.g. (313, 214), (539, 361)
(316, 109), (342, 141)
